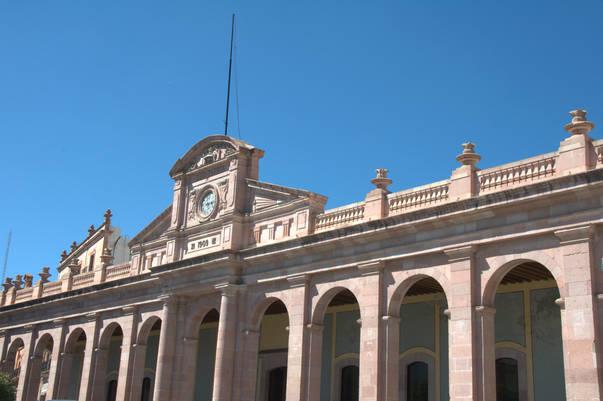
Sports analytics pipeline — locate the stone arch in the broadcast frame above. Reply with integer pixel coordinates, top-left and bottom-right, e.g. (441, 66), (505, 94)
(250, 295), (289, 332)
(33, 332), (54, 357)
(98, 322), (123, 350)
(3, 337), (25, 374)
(482, 256), (563, 307)
(184, 305), (218, 339)
(64, 328), (86, 353)
(137, 315), (161, 345)
(311, 285), (362, 325)
(387, 273), (450, 318)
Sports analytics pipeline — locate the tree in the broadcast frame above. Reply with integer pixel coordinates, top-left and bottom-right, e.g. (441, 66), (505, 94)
(0, 373), (16, 401)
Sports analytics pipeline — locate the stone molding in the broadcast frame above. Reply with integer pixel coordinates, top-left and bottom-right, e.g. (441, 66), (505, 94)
(554, 225), (595, 245)
(357, 260), (385, 276)
(443, 245), (477, 262)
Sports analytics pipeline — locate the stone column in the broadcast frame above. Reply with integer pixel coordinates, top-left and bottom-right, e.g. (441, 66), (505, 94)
(475, 306), (496, 401)
(45, 322), (67, 400)
(357, 262), (384, 401)
(304, 323), (324, 401)
(285, 275), (310, 401)
(90, 347), (109, 401)
(152, 296), (179, 401)
(212, 284), (240, 401)
(555, 226), (603, 401)
(445, 245), (478, 401)
(382, 315), (400, 401)
(128, 343), (147, 401)
(16, 329), (34, 401)
(78, 313), (100, 401)
(114, 307), (138, 401)
(237, 328), (260, 401)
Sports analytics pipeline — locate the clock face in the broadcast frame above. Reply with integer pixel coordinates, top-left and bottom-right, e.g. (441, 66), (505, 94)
(199, 190), (217, 218)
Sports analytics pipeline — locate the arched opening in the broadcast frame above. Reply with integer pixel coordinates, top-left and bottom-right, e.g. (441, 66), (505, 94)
(104, 325), (123, 401)
(407, 362), (428, 401)
(255, 300), (289, 401)
(3, 338), (25, 390)
(141, 377), (152, 401)
(496, 358), (519, 401)
(27, 334), (54, 401)
(193, 309), (219, 401)
(60, 329), (87, 400)
(340, 365), (359, 401)
(398, 277), (448, 401)
(493, 261), (565, 401)
(138, 318), (161, 401)
(317, 288), (360, 401)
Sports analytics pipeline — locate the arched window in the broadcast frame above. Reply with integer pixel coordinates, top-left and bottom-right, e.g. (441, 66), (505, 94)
(267, 366), (287, 401)
(496, 358), (519, 401)
(340, 365), (359, 401)
(407, 361), (428, 401)
(106, 379), (117, 401)
(140, 377), (152, 401)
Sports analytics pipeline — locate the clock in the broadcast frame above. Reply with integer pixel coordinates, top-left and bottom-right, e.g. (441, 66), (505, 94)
(198, 188), (218, 219)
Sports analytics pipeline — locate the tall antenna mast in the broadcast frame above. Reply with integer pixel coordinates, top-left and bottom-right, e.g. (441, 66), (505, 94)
(224, 14), (235, 136)
(2, 231), (11, 283)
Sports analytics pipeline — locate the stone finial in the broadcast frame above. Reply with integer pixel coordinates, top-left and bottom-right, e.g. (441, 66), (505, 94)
(456, 142), (481, 166)
(564, 109), (595, 136)
(60, 250), (68, 262)
(68, 259), (81, 275)
(39, 267), (51, 283)
(88, 225), (95, 236)
(370, 168), (392, 190)
(2, 278), (12, 292)
(23, 274), (33, 288)
(104, 209), (112, 226)
(100, 247), (113, 267)
(70, 241), (78, 252)
(12, 275), (23, 290)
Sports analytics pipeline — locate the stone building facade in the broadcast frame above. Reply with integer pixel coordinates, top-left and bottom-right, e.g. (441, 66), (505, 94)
(1, 110), (603, 401)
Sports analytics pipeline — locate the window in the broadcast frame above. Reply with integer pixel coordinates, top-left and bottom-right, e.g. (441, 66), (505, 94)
(407, 361), (428, 401)
(140, 377), (151, 401)
(267, 366), (287, 401)
(89, 254), (95, 272)
(106, 379), (117, 401)
(496, 358), (519, 401)
(340, 365), (359, 401)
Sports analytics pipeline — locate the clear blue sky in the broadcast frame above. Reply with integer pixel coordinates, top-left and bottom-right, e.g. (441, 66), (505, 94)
(1, 1), (602, 281)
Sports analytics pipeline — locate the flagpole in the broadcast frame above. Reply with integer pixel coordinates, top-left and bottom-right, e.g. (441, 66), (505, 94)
(224, 14), (235, 136)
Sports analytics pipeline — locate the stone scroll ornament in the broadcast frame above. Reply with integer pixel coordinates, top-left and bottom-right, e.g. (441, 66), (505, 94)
(187, 143), (236, 172)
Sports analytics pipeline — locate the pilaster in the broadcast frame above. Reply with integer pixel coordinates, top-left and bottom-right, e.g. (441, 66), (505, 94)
(285, 274), (310, 401)
(444, 245), (479, 401)
(152, 295), (179, 401)
(554, 225), (602, 401)
(212, 283), (241, 401)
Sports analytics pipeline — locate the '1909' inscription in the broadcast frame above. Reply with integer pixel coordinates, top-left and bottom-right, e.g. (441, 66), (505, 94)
(188, 234), (220, 252)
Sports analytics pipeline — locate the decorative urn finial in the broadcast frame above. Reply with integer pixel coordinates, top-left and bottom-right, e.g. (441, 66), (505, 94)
(371, 168), (392, 190)
(38, 267), (51, 284)
(2, 278), (12, 292)
(23, 274), (33, 288)
(70, 241), (78, 252)
(564, 109), (594, 136)
(88, 225), (95, 236)
(12, 275), (23, 290)
(60, 250), (68, 261)
(456, 142), (481, 166)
